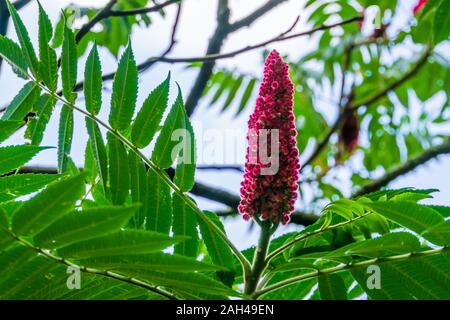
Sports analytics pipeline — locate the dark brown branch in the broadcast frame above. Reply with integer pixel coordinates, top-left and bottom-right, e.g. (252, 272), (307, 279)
(191, 181), (240, 208)
(0, 1), (9, 73)
(0, 0), (32, 72)
(76, 0), (180, 43)
(138, 1), (182, 73)
(216, 208), (318, 226)
(196, 165), (243, 172)
(183, 0), (231, 116)
(75, 0), (118, 43)
(350, 47), (432, 111)
(183, 0), (291, 116)
(109, 0), (179, 17)
(12, 0), (32, 10)
(302, 47), (432, 171)
(16, 164), (318, 226)
(226, 0), (288, 33)
(61, 15), (360, 98)
(352, 139), (450, 198)
(20, 142), (450, 224)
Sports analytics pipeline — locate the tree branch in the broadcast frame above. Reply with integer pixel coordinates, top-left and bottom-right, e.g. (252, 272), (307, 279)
(137, 1), (182, 73)
(75, 0), (179, 43)
(352, 139), (450, 198)
(255, 246), (449, 299)
(75, 0), (118, 43)
(302, 47), (432, 171)
(350, 47), (432, 111)
(109, 0), (180, 17)
(226, 0), (288, 33)
(12, 0), (32, 11)
(2, 226), (178, 300)
(183, 0), (292, 116)
(60, 16), (360, 101)
(16, 164), (318, 226)
(0, 0), (32, 73)
(183, 0), (231, 116)
(17, 139), (449, 226)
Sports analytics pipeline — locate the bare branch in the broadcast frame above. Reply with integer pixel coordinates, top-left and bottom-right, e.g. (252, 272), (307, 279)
(0, 0), (33, 72)
(183, 0), (231, 116)
(75, 0), (118, 43)
(109, 0), (180, 17)
(15, 164), (318, 226)
(138, 1), (183, 73)
(226, 0), (288, 33)
(57, 16), (361, 99)
(352, 139), (450, 198)
(12, 0), (32, 10)
(182, 0), (291, 116)
(302, 47), (432, 171)
(75, 0), (179, 43)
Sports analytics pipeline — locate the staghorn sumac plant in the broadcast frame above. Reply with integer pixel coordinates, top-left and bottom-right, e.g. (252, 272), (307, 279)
(0, 1), (449, 301)
(239, 50), (300, 226)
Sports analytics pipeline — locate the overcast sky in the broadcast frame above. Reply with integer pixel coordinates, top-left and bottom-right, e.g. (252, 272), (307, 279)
(1, 0), (449, 248)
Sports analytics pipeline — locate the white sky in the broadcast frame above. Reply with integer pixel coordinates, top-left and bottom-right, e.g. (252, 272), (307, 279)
(1, 0), (449, 248)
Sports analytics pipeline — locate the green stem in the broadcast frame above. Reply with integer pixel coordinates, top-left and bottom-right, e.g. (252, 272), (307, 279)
(1, 226), (178, 300)
(253, 246), (449, 299)
(244, 220), (274, 296)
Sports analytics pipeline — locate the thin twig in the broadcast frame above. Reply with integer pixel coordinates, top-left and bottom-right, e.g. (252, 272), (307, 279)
(302, 47), (432, 170)
(352, 139), (450, 197)
(109, 0), (180, 17)
(196, 165), (243, 172)
(12, 0), (32, 10)
(0, 14), (361, 114)
(26, 72), (253, 277)
(138, 1), (182, 73)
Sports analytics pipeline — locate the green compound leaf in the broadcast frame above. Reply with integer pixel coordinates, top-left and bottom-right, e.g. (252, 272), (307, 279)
(11, 174), (85, 236)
